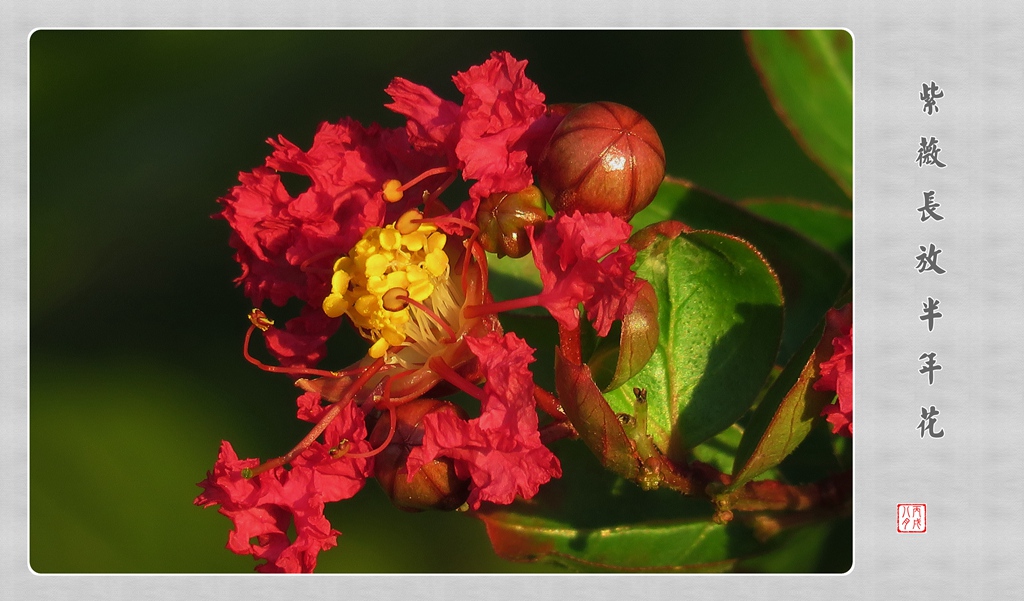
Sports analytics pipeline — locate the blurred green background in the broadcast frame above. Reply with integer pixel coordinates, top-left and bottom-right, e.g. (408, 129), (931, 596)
(29, 30), (849, 573)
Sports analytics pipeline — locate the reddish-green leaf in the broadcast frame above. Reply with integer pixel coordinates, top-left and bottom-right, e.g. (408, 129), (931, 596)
(480, 514), (748, 572)
(555, 347), (642, 480)
(476, 441), (762, 571)
(730, 318), (836, 490)
(593, 279), (660, 392)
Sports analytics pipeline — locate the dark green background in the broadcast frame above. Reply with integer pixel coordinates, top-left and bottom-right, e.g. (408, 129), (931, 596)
(29, 30), (848, 573)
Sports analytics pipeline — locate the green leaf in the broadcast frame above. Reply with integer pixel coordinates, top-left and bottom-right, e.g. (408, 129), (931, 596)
(730, 319), (836, 489)
(485, 252), (545, 315)
(740, 198), (852, 264)
(476, 441), (762, 571)
(603, 224), (784, 457)
(737, 516), (852, 573)
(637, 179), (849, 366)
(745, 30), (853, 198)
(775, 420), (845, 485)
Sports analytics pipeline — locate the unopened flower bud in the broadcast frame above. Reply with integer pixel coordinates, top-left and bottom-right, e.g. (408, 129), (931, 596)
(476, 185), (548, 258)
(537, 101), (665, 221)
(370, 399), (470, 512)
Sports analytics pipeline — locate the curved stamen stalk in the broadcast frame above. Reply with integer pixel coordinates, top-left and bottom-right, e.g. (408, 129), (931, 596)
(469, 238), (489, 292)
(459, 231), (482, 293)
(421, 215), (480, 233)
(243, 357), (386, 478)
(243, 320), (346, 380)
(399, 166), (456, 193)
(299, 248), (346, 273)
(462, 294), (543, 319)
(540, 420), (578, 445)
(424, 170), (458, 203)
(428, 356), (487, 403)
(375, 368), (435, 405)
(344, 379), (397, 459)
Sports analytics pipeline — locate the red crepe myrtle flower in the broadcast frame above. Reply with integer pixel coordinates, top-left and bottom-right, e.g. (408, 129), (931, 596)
(201, 51), (647, 573)
(405, 331), (562, 509)
(217, 119), (441, 366)
(385, 50), (562, 229)
(814, 304), (853, 437)
(194, 399), (373, 573)
(528, 211), (643, 337)
(460, 211), (643, 338)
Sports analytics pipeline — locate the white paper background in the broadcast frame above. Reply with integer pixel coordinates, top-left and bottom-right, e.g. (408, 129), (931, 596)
(5, 1), (1023, 599)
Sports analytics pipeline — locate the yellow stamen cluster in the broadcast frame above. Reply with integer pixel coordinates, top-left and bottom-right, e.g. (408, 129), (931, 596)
(322, 210), (451, 359)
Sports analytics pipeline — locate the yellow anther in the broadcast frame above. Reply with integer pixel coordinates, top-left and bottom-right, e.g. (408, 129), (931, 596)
(382, 326), (406, 347)
(322, 294), (350, 318)
(379, 227), (402, 251)
(391, 250), (412, 271)
(385, 270), (410, 290)
(406, 264), (428, 283)
(366, 275), (390, 295)
(364, 253), (389, 278)
(390, 308), (411, 326)
(425, 248), (449, 277)
(355, 294), (378, 317)
(321, 209), (455, 359)
(403, 231), (427, 252)
(426, 232), (447, 253)
(331, 270), (351, 294)
(354, 239), (375, 258)
(382, 179), (404, 203)
(382, 287), (409, 312)
(369, 337), (390, 358)
(333, 256), (353, 272)
(248, 308), (275, 331)
(408, 279), (433, 302)
(396, 210), (422, 235)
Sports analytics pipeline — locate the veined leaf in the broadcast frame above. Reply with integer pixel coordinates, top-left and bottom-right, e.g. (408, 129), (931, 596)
(603, 224), (784, 458)
(638, 179), (849, 366)
(730, 318), (835, 489)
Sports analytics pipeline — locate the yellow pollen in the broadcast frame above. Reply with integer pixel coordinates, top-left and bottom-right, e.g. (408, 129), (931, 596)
(322, 213), (455, 359)
(408, 279), (433, 302)
(427, 232), (447, 253)
(369, 337), (390, 358)
(331, 270), (351, 294)
(364, 254), (389, 278)
(403, 231), (427, 252)
(396, 210), (422, 235)
(379, 227), (402, 251)
(382, 179), (404, 203)
(424, 248), (449, 277)
(322, 294), (349, 318)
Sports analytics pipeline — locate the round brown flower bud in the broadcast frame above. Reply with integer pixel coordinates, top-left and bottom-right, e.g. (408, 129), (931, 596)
(536, 101), (665, 221)
(370, 399), (470, 512)
(476, 185), (548, 258)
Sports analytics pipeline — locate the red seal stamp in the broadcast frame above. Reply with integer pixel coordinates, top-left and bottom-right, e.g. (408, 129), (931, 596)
(897, 503), (927, 533)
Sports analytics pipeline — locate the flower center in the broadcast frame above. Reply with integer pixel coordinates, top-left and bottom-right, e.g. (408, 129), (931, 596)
(322, 210), (463, 363)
